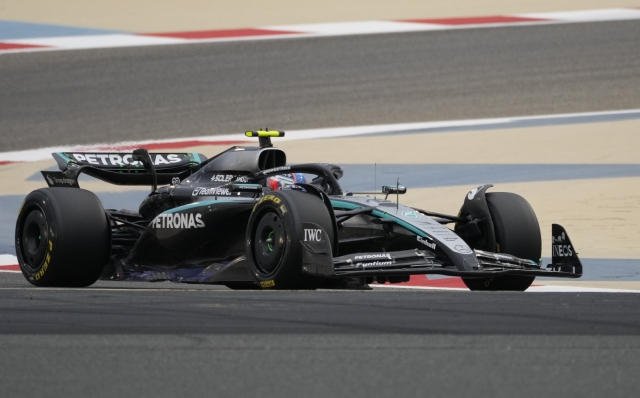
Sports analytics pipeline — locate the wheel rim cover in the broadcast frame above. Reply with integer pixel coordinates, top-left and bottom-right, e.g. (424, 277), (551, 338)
(253, 211), (285, 274)
(21, 208), (49, 270)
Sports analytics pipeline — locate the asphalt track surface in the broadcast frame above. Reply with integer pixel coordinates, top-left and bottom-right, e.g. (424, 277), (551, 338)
(3, 21), (640, 398)
(2, 271), (640, 398)
(1, 20), (640, 151)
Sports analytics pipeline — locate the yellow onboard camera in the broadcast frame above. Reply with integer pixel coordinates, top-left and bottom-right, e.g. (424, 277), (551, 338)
(245, 130), (285, 147)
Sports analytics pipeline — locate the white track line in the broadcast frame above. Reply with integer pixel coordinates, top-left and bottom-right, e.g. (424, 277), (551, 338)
(267, 21), (449, 35)
(517, 9), (640, 22)
(0, 255), (20, 273)
(1, 108), (639, 164)
(8, 34), (184, 50)
(372, 284), (640, 293)
(0, 254), (18, 266)
(2, 8), (640, 54)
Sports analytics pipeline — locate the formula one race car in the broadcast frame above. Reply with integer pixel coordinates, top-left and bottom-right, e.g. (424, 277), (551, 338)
(15, 131), (583, 291)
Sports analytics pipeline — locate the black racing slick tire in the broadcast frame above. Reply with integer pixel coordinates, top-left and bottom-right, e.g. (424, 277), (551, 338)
(462, 192), (541, 292)
(15, 188), (110, 287)
(246, 190), (334, 290)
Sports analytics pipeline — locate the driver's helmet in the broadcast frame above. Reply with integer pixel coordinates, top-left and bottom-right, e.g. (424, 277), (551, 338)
(267, 173), (307, 191)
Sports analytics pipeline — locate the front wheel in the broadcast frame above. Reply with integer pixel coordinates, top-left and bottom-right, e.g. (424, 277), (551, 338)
(246, 191), (334, 290)
(462, 192), (541, 292)
(15, 188), (110, 287)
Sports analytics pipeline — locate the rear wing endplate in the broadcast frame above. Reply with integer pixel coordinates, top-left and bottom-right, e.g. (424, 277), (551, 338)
(47, 151), (207, 187)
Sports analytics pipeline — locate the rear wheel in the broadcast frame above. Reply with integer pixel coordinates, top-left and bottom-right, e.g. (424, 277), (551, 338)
(246, 191), (334, 290)
(462, 192), (541, 291)
(15, 188), (110, 287)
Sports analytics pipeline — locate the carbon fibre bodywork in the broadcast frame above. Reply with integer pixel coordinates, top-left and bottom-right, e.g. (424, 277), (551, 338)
(38, 137), (582, 287)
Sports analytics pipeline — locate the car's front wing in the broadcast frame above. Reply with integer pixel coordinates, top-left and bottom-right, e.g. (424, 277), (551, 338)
(303, 248), (582, 279)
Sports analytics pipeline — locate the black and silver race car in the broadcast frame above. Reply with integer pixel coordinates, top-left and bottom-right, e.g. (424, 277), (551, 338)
(15, 131), (582, 290)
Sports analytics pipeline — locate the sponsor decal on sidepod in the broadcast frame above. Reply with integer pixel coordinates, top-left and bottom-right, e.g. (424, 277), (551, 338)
(210, 174), (249, 183)
(153, 213), (205, 229)
(192, 187), (232, 196)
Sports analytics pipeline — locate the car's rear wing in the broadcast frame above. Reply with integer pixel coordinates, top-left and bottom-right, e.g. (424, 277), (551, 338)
(47, 151), (207, 187)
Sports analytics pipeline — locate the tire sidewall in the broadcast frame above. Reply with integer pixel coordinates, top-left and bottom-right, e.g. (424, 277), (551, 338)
(246, 191), (330, 289)
(248, 194), (300, 286)
(463, 192), (540, 292)
(15, 188), (110, 287)
(486, 192), (541, 263)
(15, 190), (59, 285)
